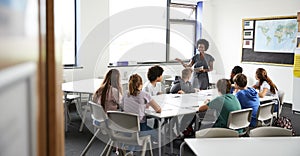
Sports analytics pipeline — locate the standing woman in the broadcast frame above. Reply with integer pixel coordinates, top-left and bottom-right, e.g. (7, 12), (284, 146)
(253, 68), (278, 98)
(92, 69), (123, 112)
(176, 39), (215, 90)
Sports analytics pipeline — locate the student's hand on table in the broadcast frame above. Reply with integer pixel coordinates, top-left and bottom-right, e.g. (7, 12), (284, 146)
(178, 90), (185, 94)
(204, 99), (210, 105)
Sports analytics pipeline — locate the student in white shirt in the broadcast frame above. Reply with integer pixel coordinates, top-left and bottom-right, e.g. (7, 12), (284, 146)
(253, 68), (278, 98)
(143, 65), (164, 96)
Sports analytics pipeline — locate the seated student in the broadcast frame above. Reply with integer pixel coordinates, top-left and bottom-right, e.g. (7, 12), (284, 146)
(92, 69), (123, 112)
(253, 68), (279, 112)
(252, 68), (278, 98)
(233, 73), (260, 127)
(143, 65), (164, 96)
(170, 68), (199, 94)
(121, 74), (161, 131)
(198, 79), (241, 128)
(230, 66), (243, 93)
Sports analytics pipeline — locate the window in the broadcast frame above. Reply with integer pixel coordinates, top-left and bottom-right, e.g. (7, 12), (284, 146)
(168, 1), (197, 62)
(56, 0), (77, 66)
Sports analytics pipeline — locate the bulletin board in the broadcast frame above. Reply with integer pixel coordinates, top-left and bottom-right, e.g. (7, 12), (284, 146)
(241, 16), (298, 66)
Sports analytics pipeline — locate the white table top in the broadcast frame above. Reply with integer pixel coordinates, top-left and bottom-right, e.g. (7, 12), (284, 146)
(62, 78), (128, 94)
(145, 90), (215, 118)
(185, 137), (300, 156)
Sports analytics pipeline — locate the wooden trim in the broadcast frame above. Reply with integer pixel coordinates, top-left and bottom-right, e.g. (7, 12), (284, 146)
(37, 0), (48, 155)
(45, 0), (64, 155)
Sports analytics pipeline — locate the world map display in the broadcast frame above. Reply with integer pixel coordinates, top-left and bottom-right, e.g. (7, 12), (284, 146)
(254, 19), (298, 53)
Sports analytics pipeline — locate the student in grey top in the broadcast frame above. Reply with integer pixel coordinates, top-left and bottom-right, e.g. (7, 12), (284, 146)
(170, 68), (199, 94)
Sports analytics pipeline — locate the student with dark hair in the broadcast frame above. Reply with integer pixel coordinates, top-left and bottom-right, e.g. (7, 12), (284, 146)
(143, 65), (164, 96)
(198, 79), (241, 128)
(170, 68), (199, 94)
(233, 73), (260, 127)
(92, 69), (123, 112)
(230, 66), (243, 93)
(175, 39), (215, 90)
(230, 66), (243, 84)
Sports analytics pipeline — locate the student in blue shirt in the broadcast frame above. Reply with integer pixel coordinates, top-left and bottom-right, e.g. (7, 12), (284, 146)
(233, 73), (260, 127)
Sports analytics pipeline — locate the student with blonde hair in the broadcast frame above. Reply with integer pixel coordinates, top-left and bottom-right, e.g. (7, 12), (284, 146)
(170, 68), (199, 94)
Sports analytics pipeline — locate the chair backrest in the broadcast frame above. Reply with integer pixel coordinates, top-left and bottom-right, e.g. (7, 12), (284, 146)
(256, 102), (275, 126)
(106, 111), (141, 145)
(277, 90), (285, 105)
(249, 126), (292, 137)
(227, 108), (252, 131)
(107, 111), (140, 131)
(195, 128), (239, 138)
(89, 101), (107, 124)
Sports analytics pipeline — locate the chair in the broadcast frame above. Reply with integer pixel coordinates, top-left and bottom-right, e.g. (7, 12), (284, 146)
(249, 126), (292, 137)
(277, 90), (285, 117)
(63, 93), (80, 132)
(195, 128), (239, 138)
(227, 108), (252, 136)
(106, 111), (153, 156)
(80, 101), (110, 156)
(256, 102), (275, 127)
(180, 128), (238, 156)
(196, 109), (218, 131)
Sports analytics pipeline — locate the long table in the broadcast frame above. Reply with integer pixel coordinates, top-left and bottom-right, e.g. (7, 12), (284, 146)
(184, 137), (300, 156)
(145, 90), (215, 156)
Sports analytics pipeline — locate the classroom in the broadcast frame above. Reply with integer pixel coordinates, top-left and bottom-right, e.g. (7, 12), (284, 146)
(1, 0), (300, 156)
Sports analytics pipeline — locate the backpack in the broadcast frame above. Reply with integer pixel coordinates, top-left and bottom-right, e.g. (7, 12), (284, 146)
(272, 116), (296, 136)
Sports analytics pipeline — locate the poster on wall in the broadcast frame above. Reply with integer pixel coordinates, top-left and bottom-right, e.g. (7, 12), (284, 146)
(244, 20), (254, 29)
(243, 40), (253, 49)
(241, 16), (297, 66)
(243, 30), (253, 39)
(254, 18), (298, 53)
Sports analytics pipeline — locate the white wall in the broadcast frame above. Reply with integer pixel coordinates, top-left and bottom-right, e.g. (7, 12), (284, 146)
(202, 0), (300, 103)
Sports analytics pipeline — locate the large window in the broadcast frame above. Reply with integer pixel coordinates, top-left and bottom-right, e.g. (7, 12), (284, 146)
(168, 1), (197, 62)
(108, 0), (199, 65)
(56, 0), (76, 66)
(65, 0), (201, 66)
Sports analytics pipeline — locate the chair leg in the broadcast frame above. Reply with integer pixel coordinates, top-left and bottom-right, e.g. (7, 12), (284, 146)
(148, 139), (153, 156)
(105, 141), (114, 156)
(79, 106), (88, 132)
(100, 139), (112, 156)
(80, 129), (100, 156)
(141, 141), (147, 156)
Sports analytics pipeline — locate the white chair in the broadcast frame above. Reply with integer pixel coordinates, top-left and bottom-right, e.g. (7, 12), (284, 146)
(256, 102), (275, 127)
(196, 109), (218, 131)
(180, 128), (238, 156)
(195, 128), (239, 138)
(106, 111), (153, 156)
(249, 126), (292, 137)
(80, 101), (110, 156)
(227, 108), (252, 136)
(63, 93), (80, 132)
(277, 90), (285, 117)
